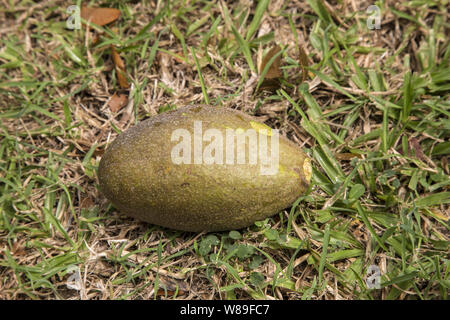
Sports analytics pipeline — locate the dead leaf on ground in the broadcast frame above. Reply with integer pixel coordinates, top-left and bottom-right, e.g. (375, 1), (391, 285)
(108, 92), (128, 112)
(156, 289), (186, 297)
(81, 6), (121, 27)
(410, 137), (437, 168)
(80, 193), (95, 209)
(111, 46), (125, 69)
(258, 44), (282, 91)
(11, 242), (26, 257)
(409, 137), (427, 162)
(111, 45), (130, 89)
(115, 66), (129, 89)
(259, 44), (282, 79)
(298, 45), (311, 83)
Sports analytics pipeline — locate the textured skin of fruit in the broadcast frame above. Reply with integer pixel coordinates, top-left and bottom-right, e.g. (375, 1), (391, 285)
(98, 105), (311, 232)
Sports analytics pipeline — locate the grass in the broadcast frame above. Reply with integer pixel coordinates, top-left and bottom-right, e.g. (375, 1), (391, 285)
(0, 0), (449, 300)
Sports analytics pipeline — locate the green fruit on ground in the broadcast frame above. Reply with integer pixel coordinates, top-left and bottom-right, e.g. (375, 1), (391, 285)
(98, 105), (311, 232)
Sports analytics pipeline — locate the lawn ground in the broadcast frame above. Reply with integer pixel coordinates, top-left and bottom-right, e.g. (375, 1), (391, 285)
(0, 0), (449, 299)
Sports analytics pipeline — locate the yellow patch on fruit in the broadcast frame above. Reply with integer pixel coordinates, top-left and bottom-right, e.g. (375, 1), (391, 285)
(303, 158), (312, 183)
(250, 121), (272, 136)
